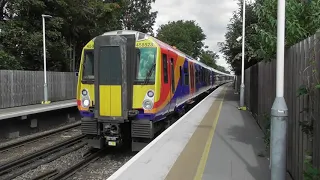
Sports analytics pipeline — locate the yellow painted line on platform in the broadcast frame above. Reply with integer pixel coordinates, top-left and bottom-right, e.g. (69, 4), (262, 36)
(193, 88), (226, 180)
(165, 87), (227, 180)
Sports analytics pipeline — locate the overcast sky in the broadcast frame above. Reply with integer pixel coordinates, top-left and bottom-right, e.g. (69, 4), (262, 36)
(151, 0), (238, 71)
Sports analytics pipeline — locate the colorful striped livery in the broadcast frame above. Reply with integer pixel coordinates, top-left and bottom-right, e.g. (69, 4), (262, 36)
(76, 30), (233, 151)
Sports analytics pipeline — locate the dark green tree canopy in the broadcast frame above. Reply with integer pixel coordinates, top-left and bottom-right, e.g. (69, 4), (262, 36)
(199, 47), (219, 69)
(156, 20), (206, 59)
(219, 0), (320, 75)
(0, 0), (158, 70)
(122, 0), (158, 34)
(155, 20), (229, 73)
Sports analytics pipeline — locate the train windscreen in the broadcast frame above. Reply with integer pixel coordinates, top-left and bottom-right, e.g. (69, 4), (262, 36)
(136, 47), (156, 82)
(82, 50), (94, 81)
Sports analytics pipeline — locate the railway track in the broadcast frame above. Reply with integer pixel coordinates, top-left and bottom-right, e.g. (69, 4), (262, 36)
(3, 85), (227, 180)
(30, 149), (104, 180)
(0, 134), (86, 180)
(0, 121), (81, 153)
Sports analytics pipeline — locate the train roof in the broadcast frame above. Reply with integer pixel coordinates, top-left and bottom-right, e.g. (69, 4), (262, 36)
(99, 30), (233, 77)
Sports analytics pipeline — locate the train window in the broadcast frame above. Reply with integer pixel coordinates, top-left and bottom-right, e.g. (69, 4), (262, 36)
(200, 70), (202, 82)
(136, 47), (156, 82)
(201, 68), (203, 82)
(162, 54), (168, 83)
(184, 67), (189, 85)
(82, 50), (94, 80)
(99, 46), (122, 85)
(202, 68), (204, 82)
(195, 69), (199, 84)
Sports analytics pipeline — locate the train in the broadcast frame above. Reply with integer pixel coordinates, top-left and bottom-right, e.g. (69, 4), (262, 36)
(76, 30), (234, 151)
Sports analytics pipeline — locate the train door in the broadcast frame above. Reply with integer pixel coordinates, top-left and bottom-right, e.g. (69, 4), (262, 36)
(182, 62), (189, 95)
(168, 56), (176, 112)
(161, 50), (170, 115)
(94, 34), (136, 121)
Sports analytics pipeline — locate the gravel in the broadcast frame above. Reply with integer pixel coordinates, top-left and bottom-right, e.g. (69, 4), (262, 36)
(12, 145), (90, 180)
(68, 151), (136, 180)
(0, 127), (81, 165)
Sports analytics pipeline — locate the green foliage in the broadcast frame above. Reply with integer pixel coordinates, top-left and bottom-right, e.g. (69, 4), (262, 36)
(297, 85), (309, 97)
(299, 119), (314, 138)
(216, 65), (230, 74)
(0, 49), (22, 69)
(303, 152), (320, 180)
(199, 48), (219, 69)
(219, 0), (320, 74)
(296, 56), (320, 138)
(121, 0), (157, 34)
(0, 0), (8, 21)
(156, 20), (206, 59)
(219, 0), (258, 75)
(0, 0), (158, 71)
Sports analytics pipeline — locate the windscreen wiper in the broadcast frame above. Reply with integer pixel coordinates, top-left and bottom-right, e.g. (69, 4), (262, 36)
(143, 63), (156, 85)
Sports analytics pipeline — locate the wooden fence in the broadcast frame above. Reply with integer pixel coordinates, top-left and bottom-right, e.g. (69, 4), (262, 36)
(243, 33), (320, 180)
(0, 70), (77, 109)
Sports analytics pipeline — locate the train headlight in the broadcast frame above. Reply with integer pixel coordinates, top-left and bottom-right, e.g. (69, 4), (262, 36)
(147, 90), (154, 97)
(142, 99), (153, 110)
(82, 89), (88, 96)
(82, 99), (90, 107)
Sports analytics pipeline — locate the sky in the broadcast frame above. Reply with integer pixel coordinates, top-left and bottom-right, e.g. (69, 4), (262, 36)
(151, 0), (239, 72)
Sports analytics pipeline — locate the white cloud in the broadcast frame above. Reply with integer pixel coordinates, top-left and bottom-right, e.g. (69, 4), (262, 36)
(151, 0), (238, 72)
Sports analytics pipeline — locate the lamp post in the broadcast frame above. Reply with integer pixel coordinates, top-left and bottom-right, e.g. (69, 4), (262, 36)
(270, 0), (288, 179)
(42, 14), (52, 104)
(239, 0), (246, 108)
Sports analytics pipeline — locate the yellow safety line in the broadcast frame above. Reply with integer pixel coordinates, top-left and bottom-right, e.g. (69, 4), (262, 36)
(193, 88), (227, 180)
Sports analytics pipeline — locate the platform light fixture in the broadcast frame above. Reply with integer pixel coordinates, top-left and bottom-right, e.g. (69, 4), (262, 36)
(239, 0), (246, 109)
(42, 14), (52, 104)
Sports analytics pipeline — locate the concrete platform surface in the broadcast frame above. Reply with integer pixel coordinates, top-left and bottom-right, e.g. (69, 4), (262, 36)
(107, 84), (270, 180)
(0, 99), (77, 120)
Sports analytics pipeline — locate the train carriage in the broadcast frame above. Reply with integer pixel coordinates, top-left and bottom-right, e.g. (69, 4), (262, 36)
(76, 30), (233, 151)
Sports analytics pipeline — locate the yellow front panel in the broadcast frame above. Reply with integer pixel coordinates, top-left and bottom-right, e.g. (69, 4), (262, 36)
(99, 85), (111, 116)
(80, 84), (95, 105)
(99, 85), (122, 117)
(132, 85), (155, 108)
(110, 86), (122, 116)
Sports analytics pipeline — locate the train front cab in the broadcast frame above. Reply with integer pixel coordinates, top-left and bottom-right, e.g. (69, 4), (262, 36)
(81, 34), (138, 149)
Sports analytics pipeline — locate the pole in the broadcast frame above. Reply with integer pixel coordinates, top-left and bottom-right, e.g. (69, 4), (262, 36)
(270, 0), (288, 179)
(239, 0), (245, 107)
(234, 76), (238, 93)
(42, 15), (49, 104)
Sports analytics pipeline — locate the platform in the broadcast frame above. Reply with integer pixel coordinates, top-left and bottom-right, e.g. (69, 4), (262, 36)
(107, 83), (271, 180)
(0, 99), (77, 120)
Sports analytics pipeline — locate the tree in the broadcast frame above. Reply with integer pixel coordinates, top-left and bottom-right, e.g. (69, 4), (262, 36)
(216, 65), (230, 74)
(0, 0), (122, 70)
(156, 20), (206, 59)
(219, 0), (320, 75)
(121, 0), (157, 34)
(0, 0), (8, 21)
(57, 0), (122, 70)
(252, 0), (320, 61)
(0, 0), (69, 70)
(218, 0), (257, 75)
(199, 47), (219, 69)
